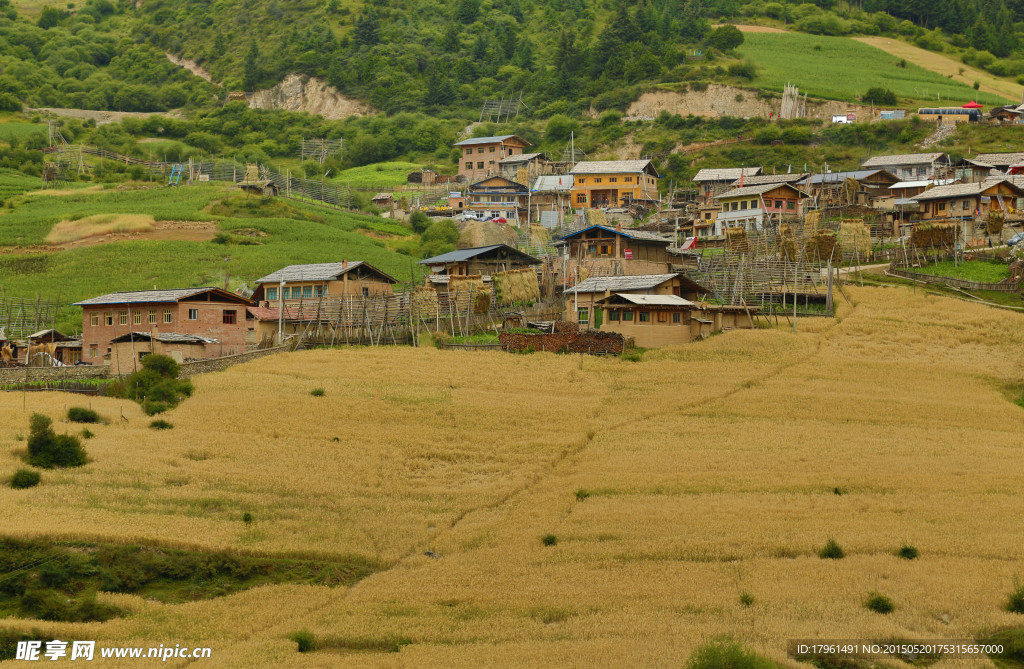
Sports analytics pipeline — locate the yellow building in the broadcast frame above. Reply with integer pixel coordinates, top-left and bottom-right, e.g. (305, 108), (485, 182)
(569, 160), (660, 208)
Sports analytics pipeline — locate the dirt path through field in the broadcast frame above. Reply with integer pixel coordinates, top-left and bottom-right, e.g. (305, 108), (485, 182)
(853, 36), (1017, 102)
(0, 220), (218, 254)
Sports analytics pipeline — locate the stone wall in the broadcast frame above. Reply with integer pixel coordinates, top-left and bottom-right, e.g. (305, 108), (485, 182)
(178, 346), (288, 378)
(0, 364), (110, 384)
(499, 322), (626, 355)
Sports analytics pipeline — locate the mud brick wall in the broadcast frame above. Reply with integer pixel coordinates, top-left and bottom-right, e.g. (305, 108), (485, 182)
(0, 364), (110, 383)
(178, 346), (287, 378)
(500, 323), (625, 355)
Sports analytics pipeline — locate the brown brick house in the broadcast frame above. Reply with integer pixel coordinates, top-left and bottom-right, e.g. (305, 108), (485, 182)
(74, 287), (252, 365)
(454, 135), (532, 182)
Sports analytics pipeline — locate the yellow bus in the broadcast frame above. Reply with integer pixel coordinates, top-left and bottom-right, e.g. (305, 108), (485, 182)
(917, 107), (981, 124)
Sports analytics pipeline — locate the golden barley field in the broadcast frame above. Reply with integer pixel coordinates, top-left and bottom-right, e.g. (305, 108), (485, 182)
(2, 284), (1024, 667)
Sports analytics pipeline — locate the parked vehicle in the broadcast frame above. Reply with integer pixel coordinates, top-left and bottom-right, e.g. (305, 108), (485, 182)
(1007, 232), (1024, 246)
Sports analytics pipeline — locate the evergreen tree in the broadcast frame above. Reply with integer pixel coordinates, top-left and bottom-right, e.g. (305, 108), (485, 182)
(354, 10), (381, 46)
(441, 24), (460, 52)
(241, 40), (260, 91)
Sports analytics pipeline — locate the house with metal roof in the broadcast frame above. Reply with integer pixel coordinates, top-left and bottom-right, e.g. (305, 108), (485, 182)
(971, 152), (1024, 172)
(419, 244), (539, 282)
(799, 169), (900, 204)
(530, 175), (573, 226)
(73, 287), (251, 366)
(692, 167), (762, 202)
(464, 176), (529, 222)
(912, 178), (1024, 222)
(569, 160), (660, 209)
(251, 260), (398, 307)
(454, 134), (532, 182)
(712, 182), (807, 235)
(592, 292), (758, 347)
(108, 331), (219, 375)
(563, 272), (710, 329)
(498, 152), (550, 182)
(555, 225), (676, 285)
(860, 153), (949, 180)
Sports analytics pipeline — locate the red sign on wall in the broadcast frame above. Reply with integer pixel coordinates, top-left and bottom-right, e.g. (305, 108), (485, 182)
(624, 249), (633, 259)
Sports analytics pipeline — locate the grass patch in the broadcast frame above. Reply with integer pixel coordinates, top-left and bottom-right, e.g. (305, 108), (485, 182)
(335, 162), (421, 188)
(9, 468), (40, 489)
(686, 637), (783, 669)
(739, 592), (755, 607)
(0, 537), (378, 623)
(865, 592), (895, 614)
(67, 407), (99, 423)
(45, 214), (155, 244)
(289, 630), (316, 652)
(819, 538), (844, 560)
(980, 628), (1024, 668)
(574, 489), (591, 501)
(910, 259), (1010, 283)
(149, 419), (173, 430)
(310, 388), (325, 397)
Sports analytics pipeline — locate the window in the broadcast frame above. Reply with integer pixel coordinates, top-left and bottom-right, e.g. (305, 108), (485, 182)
(594, 178), (602, 183)
(774, 200), (783, 208)
(938, 202), (946, 211)
(657, 311), (667, 322)
(223, 310), (237, 325)
(750, 200), (758, 209)
(104, 312), (113, 326)
(625, 176), (633, 182)
(362, 287), (369, 297)
(786, 201), (796, 210)
(609, 177), (618, 183)
(740, 200), (748, 210)
(962, 200), (971, 210)
(476, 162), (484, 169)
(314, 286), (325, 297)
(608, 310), (620, 322)
(133, 311), (142, 325)
(89, 344), (98, 357)
(465, 162), (472, 170)
(163, 310), (173, 324)
(266, 287), (278, 300)
(576, 194), (587, 204)
(489, 146), (495, 152)
(465, 148), (471, 155)
(148, 310), (157, 324)
(672, 312), (681, 324)
(622, 310), (633, 321)
(639, 312), (650, 322)
(599, 244), (611, 255)
(188, 308), (198, 320)
(577, 307), (589, 324)
(90, 313), (98, 326)
(577, 178), (585, 184)
(302, 286), (313, 298)
(488, 161), (495, 166)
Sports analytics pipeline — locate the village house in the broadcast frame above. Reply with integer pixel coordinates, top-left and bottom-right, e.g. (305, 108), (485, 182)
(529, 175), (572, 226)
(972, 152), (1024, 173)
(692, 167), (762, 203)
(986, 104), (1024, 124)
(712, 183), (807, 234)
(913, 179), (1024, 222)
(799, 169), (899, 205)
(499, 152), (550, 182)
(465, 176), (530, 222)
(420, 244), (539, 280)
(108, 332), (217, 376)
(569, 160), (660, 209)
(251, 261), (398, 305)
(27, 329), (81, 366)
(454, 135), (532, 182)
(558, 224), (674, 276)
(860, 153), (950, 180)
(74, 287), (252, 365)
(692, 202), (722, 238)
(592, 293), (759, 347)
(563, 273), (707, 327)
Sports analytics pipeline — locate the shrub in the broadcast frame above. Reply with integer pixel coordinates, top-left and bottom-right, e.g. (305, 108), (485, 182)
(574, 489), (591, 501)
(541, 534), (558, 546)
(67, 407), (99, 423)
(897, 544), (918, 560)
(863, 87), (897, 105)
(1007, 581), (1024, 614)
(242, 512), (253, 524)
(686, 637), (780, 669)
(310, 388), (325, 397)
(408, 210), (430, 233)
(149, 420), (173, 430)
(739, 592), (754, 607)
(11, 468), (41, 489)
(290, 630), (316, 652)
(865, 592), (895, 614)
(818, 538), (844, 559)
(121, 355), (192, 414)
(26, 414), (87, 469)
(80, 429), (94, 439)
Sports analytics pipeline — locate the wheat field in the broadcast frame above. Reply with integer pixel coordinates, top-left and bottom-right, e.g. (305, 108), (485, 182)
(1, 285), (1023, 667)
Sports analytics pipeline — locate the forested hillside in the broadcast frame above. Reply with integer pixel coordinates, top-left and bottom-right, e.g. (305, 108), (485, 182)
(4, 0), (1024, 119)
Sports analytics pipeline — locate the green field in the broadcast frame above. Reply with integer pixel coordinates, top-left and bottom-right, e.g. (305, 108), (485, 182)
(738, 32), (1011, 106)
(0, 184), (420, 331)
(0, 169), (43, 200)
(0, 121), (46, 143)
(912, 259), (1012, 283)
(335, 162), (423, 188)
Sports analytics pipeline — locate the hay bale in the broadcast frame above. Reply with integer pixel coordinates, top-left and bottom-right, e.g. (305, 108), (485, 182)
(411, 286), (439, 314)
(449, 275), (491, 313)
(778, 223), (798, 261)
(911, 221), (955, 248)
(837, 218), (871, 256)
(586, 209), (609, 228)
(804, 228), (838, 263)
(725, 226), (749, 253)
(804, 209), (822, 228)
(493, 268), (540, 305)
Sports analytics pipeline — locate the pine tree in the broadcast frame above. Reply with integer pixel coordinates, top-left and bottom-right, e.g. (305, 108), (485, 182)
(354, 10), (381, 47)
(241, 40), (260, 91)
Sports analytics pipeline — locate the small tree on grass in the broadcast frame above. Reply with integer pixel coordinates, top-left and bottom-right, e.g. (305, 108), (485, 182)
(27, 414), (87, 469)
(117, 354), (193, 415)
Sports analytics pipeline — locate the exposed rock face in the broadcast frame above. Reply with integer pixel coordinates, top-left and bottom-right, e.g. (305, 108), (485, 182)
(248, 74), (375, 119)
(626, 85), (876, 121)
(165, 52), (215, 84)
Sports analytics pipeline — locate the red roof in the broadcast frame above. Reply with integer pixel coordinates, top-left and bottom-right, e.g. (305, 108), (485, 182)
(962, 101), (983, 109)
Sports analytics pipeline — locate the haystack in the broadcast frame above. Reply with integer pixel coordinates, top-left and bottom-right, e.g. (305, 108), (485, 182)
(837, 218), (871, 256)
(410, 286), (440, 315)
(778, 223), (798, 262)
(493, 268), (540, 305)
(448, 275), (491, 313)
(911, 221), (955, 248)
(804, 228), (838, 263)
(457, 219), (519, 248)
(725, 226), (749, 254)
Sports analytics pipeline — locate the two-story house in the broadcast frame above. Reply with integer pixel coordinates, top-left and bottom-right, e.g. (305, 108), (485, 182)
(860, 153), (950, 180)
(712, 183), (807, 234)
(465, 176), (530, 222)
(74, 287), (252, 365)
(692, 167), (762, 203)
(913, 179), (1024, 222)
(251, 261), (398, 305)
(454, 135), (532, 182)
(569, 160), (660, 209)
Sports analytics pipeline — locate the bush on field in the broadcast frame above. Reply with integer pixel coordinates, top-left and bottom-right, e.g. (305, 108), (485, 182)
(818, 538), (844, 559)
(865, 592), (895, 614)
(1007, 581), (1024, 614)
(114, 355), (193, 415)
(686, 637), (782, 669)
(67, 407), (99, 423)
(26, 414), (87, 469)
(10, 468), (41, 489)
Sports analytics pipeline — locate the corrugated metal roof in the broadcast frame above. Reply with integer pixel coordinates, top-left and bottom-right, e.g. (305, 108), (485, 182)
(732, 173), (808, 185)
(531, 175), (572, 192)
(498, 152), (544, 164)
(255, 261), (398, 284)
(570, 160), (659, 176)
(559, 225), (671, 243)
(889, 179), (957, 190)
(564, 274), (679, 294)
(802, 169), (889, 185)
(73, 287), (229, 306)
(861, 152), (946, 167)
(972, 151), (1024, 166)
(453, 135), (527, 146)
(418, 244), (539, 265)
(692, 167), (761, 182)
(108, 331), (218, 344)
(912, 179), (1022, 200)
(600, 293), (697, 306)
(715, 183), (805, 200)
